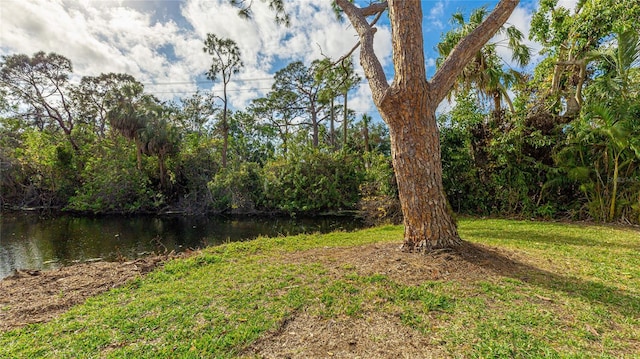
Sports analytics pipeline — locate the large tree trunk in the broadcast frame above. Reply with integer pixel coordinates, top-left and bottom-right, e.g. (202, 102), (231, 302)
(382, 0), (459, 250)
(337, 0), (519, 251)
(381, 101), (460, 250)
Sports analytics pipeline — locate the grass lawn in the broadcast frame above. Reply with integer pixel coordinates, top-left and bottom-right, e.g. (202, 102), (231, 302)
(1, 219), (638, 358)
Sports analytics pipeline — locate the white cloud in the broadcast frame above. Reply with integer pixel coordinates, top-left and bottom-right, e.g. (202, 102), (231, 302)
(182, 0), (390, 111)
(424, 0), (447, 31)
(0, 0), (202, 99)
(0, 0), (390, 116)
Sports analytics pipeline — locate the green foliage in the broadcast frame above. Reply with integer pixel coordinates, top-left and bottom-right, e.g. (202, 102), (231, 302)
(0, 52), (80, 151)
(551, 29), (640, 223)
(1, 14), (637, 223)
(358, 152), (401, 224)
(172, 133), (220, 214)
(440, 92), (555, 217)
(228, 110), (276, 164)
(67, 138), (157, 214)
(208, 162), (263, 213)
(203, 34), (244, 168)
(262, 149), (364, 214)
(437, 7), (530, 115)
(439, 93), (488, 214)
(11, 129), (78, 208)
(73, 73), (142, 138)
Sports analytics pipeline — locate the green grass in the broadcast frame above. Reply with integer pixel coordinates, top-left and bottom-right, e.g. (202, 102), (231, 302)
(1, 219), (639, 358)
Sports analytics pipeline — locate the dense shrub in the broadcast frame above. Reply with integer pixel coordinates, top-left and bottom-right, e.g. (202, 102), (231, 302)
(67, 139), (157, 214)
(10, 130), (78, 208)
(172, 134), (220, 214)
(208, 162), (263, 213)
(358, 152), (401, 224)
(262, 149), (364, 214)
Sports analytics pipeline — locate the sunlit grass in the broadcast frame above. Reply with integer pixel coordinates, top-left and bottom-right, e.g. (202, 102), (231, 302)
(1, 219), (638, 358)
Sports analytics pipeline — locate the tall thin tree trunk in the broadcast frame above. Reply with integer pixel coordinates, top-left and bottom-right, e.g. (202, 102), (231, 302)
(159, 153), (167, 189)
(343, 91), (349, 148)
(363, 115), (370, 153)
(311, 111), (319, 148)
(281, 128), (288, 155)
(492, 90), (503, 123)
(330, 97), (336, 149)
(609, 152), (620, 221)
(221, 88), (229, 168)
(222, 116), (229, 168)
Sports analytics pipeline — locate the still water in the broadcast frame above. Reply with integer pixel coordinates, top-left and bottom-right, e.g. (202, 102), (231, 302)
(0, 213), (364, 279)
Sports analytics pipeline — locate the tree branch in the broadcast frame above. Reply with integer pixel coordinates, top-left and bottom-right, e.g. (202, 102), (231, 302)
(361, 1), (388, 16)
(331, 6), (386, 66)
(431, 0), (519, 105)
(335, 0), (389, 106)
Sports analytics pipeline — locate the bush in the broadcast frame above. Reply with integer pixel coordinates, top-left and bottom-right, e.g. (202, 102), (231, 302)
(172, 134), (220, 214)
(11, 130), (78, 208)
(67, 139), (157, 214)
(262, 149), (364, 214)
(358, 152), (402, 225)
(207, 162), (263, 213)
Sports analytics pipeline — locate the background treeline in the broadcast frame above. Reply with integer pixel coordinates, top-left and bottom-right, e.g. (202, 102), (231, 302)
(1, 1), (639, 224)
(0, 55), (397, 219)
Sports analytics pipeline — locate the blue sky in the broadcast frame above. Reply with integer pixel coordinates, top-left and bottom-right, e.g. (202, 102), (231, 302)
(0, 0), (578, 118)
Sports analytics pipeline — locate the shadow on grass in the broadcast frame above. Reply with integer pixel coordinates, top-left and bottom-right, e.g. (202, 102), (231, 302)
(454, 242), (640, 318)
(463, 228), (640, 251)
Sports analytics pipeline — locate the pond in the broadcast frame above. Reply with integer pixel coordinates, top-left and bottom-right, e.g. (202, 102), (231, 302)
(0, 213), (365, 279)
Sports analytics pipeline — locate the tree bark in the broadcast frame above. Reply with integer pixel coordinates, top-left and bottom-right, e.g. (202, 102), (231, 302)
(337, 0), (519, 250)
(381, 95), (460, 250)
(311, 110), (319, 148)
(383, 0), (460, 250)
(330, 97), (336, 148)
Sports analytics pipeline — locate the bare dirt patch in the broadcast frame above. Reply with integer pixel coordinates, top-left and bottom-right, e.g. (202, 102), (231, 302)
(246, 311), (445, 359)
(278, 241), (528, 286)
(245, 241), (531, 359)
(0, 255), (174, 331)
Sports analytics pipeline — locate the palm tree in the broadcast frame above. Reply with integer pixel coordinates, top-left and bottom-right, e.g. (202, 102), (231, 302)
(556, 29), (640, 221)
(437, 7), (531, 118)
(106, 84), (157, 170)
(437, 8), (531, 186)
(141, 110), (181, 190)
(585, 29), (640, 220)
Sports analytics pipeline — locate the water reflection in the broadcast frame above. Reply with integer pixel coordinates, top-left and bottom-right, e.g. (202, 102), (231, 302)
(0, 213), (364, 279)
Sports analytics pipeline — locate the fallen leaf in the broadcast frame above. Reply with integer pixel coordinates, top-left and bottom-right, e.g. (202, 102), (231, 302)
(585, 324), (600, 337)
(534, 294), (552, 302)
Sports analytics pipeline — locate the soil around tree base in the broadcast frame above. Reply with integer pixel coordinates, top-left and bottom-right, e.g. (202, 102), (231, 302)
(244, 241), (546, 358)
